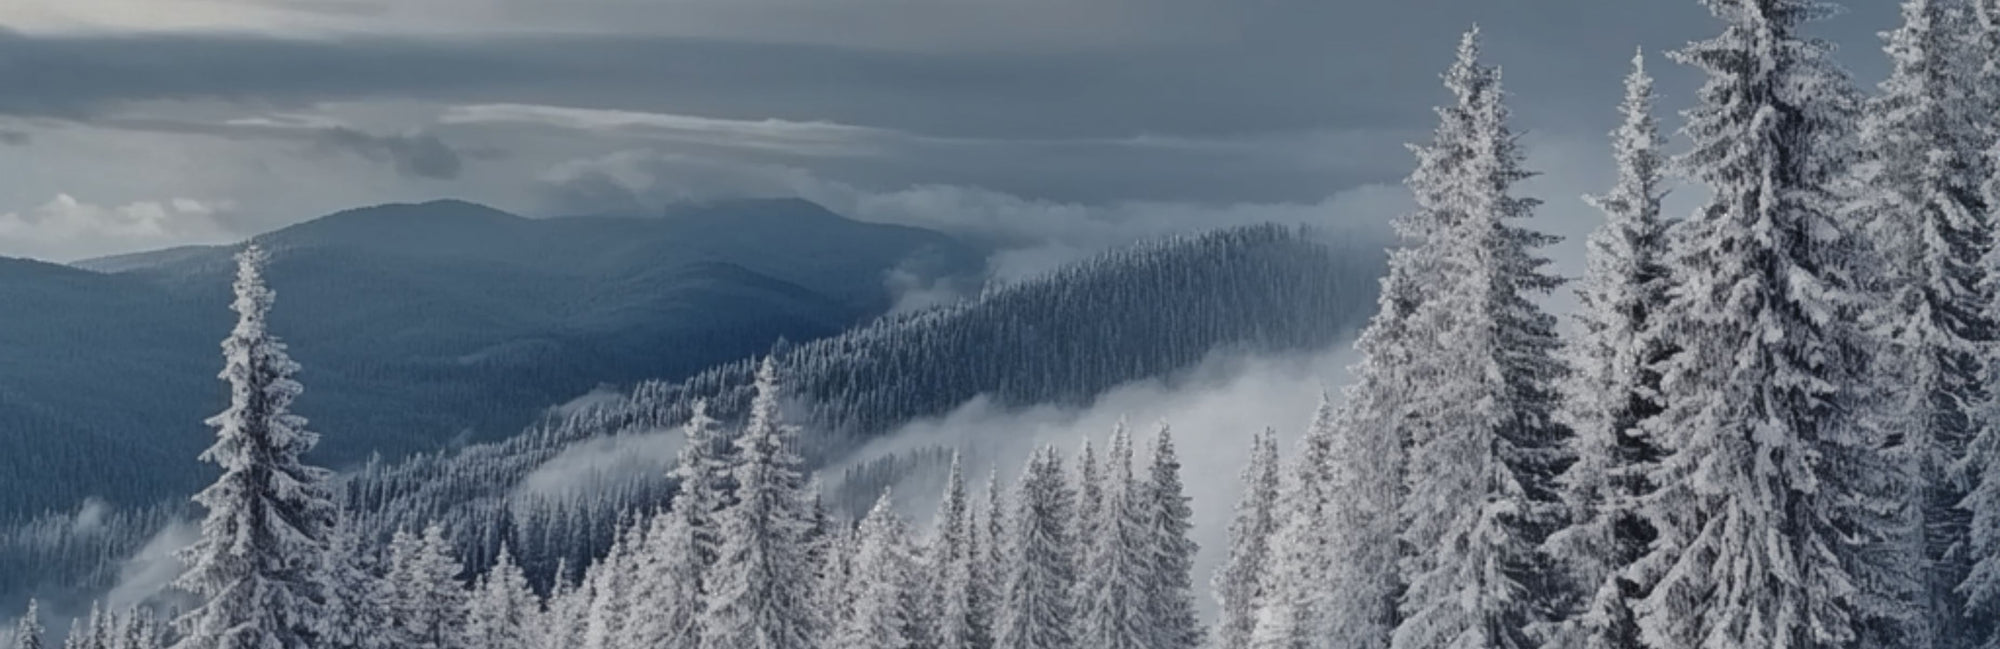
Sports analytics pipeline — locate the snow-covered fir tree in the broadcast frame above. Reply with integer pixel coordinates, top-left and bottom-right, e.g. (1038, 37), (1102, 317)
(464, 544), (536, 649)
(320, 517), (389, 649)
(699, 357), (820, 649)
(1390, 26), (1570, 649)
(1249, 399), (1342, 649)
(1212, 428), (1281, 649)
(972, 468), (1006, 649)
(931, 454), (985, 649)
(534, 562), (587, 649)
(811, 511), (858, 639)
(580, 522), (639, 649)
(995, 446), (1076, 649)
(677, 398), (739, 568)
(1077, 423), (1148, 649)
(1139, 426), (1202, 649)
(172, 244), (339, 649)
(1542, 50), (1673, 649)
(14, 600), (45, 649)
(1963, 4), (2000, 637)
(1848, 1), (1995, 645)
(1636, 1), (1908, 647)
(65, 604), (106, 649)
(837, 492), (922, 649)
(624, 504), (704, 649)
(110, 608), (164, 649)
(385, 524), (467, 649)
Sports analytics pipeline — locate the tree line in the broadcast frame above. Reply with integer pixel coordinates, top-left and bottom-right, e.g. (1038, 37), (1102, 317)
(1212, 1), (2000, 648)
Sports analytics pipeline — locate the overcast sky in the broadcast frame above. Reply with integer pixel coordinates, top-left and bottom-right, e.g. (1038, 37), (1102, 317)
(0, 0), (1899, 264)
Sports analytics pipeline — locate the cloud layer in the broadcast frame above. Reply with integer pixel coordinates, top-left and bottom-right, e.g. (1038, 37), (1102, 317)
(0, 0), (1902, 263)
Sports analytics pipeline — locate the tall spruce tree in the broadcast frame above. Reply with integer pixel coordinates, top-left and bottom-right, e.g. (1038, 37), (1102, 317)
(973, 469), (1006, 649)
(1962, 4), (2000, 636)
(385, 524), (467, 649)
(1067, 436), (1106, 645)
(811, 513), (859, 639)
(838, 492), (922, 649)
(1851, 1), (1993, 645)
(172, 244), (338, 649)
(1139, 426), (1202, 649)
(626, 505), (704, 649)
(1077, 424), (1148, 649)
(700, 357), (820, 649)
(1543, 50), (1673, 649)
(995, 446), (1076, 649)
(463, 544), (535, 649)
(677, 399), (738, 569)
(1635, 1), (1906, 647)
(535, 562), (586, 649)
(581, 521), (640, 649)
(1390, 27), (1570, 649)
(1212, 428), (1281, 649)
(1249, 399), (1342, 649)
(320, 516), (391, 649)
(933, 454), (984, 649)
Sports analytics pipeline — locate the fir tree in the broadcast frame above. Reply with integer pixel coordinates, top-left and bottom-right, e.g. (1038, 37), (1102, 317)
(1391, 26), (1570, 649)
(1212, 428), (1281, 649)
(580, 522), (638, 649)
(1139, 426), (1201, 649)
(320, 516), (390, 649)
(1636, 1), (1903, 647)
(995, 446), (1076, 649)
(1250, 399), (1342, 649)
(700, 357), (820, 649)
(386, 524), (467, 649)
(1076, 424), (1148, 649)
(464, 544), (535, 649)
(63, 606), (102, 649)
(1543, 49), (1673, 649)
(1072, 437), (1105, 579)
(972, 469), (1006, 649)
(1851, 2), (1993, 646)
(677, 399), (738, 568)
(626, 506), (704, 649)
(1962, 4), (2000, 637)
(812, 514), (859, 639)
(14, 600), (45, 649)
(110, 608), (163, 649)
(838, 492), (921, 649)
(933, 453), (983, 649)
(534, 563), (586, 649)
(172, 244), (338, 649)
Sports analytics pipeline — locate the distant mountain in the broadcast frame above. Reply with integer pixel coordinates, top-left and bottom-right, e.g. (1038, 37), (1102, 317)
(1, 198), (983, 518)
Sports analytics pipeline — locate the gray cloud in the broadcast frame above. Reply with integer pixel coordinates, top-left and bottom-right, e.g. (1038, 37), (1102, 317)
(86, 114), (475, 181)
(0, 1), (1896, 141)
(0, 0), (1907, 264)
(315, 127), (464, 180)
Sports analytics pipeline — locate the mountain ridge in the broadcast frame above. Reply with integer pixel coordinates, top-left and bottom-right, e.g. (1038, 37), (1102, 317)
(0, 197), (985, 518)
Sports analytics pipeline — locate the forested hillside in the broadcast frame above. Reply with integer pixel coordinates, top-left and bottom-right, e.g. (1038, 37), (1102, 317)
(344, 223), (1380, 581)
(0, 223), (1382, 610)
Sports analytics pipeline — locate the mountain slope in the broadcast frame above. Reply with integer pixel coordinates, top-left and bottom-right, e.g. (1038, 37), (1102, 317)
(341, 223), (1385, 578)
(1, 199), (982, 518)
(0, 221), (1386, 612)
